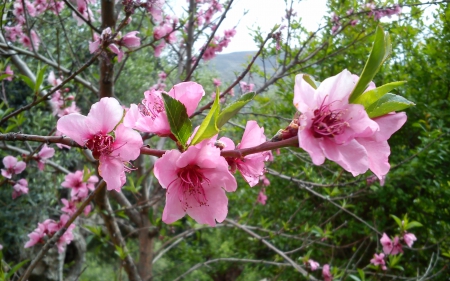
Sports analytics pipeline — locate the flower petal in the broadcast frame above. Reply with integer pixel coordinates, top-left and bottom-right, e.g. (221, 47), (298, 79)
(162, 187), (187, 224)
(57, 114), (92, 146)
(86, 97), (123, 135)
(372, 112), (407, 142)
(320, 138), (369, 176)
(167, 82), (204, 116)
(294, 74), (318, 113)
(186, 185), (228, 226)
(154, 150), (182, 189)
(99, 156), (125, 191)
(111, 124), (143, 161)
(357, 138), (390, 180)
(316, 69), (355, 103)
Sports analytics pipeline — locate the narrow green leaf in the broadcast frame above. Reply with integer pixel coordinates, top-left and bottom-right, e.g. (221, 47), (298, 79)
(349, 275), (361, 281)
(35, 65), (48, 93)
(5, 260), (29, 280)
(357, 268), (365, 281)
(406, 221), (423, 230)
(367, 93), (415, 118)
(349, 26), (392, 103)
(390, 214), (403, 229)
(302, 75), (319, 89)
(353, 81), (406, 108)
(18, 74), (35, 91)
(217, 92), (255, 128)
(161, 93), (192, 147)
(190, 90), (220, 145)
(0, 74), (13, 81)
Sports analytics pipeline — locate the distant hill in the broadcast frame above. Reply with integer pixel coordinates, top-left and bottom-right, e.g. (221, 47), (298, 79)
(205, 51), (277, 87)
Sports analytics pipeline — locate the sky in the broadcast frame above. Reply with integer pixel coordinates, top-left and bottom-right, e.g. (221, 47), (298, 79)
(169, 0), (328, 54)
(215, 0), (328, 53)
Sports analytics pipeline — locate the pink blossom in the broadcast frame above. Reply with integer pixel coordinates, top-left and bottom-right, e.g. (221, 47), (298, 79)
(48, 71), (62, 87)
(154, 40), (166, 57)
(213, 78), (221, 87)
(5, 25), (24, 42)
(370, 253), (387, 270)
(61, 170), (95, 198)
(3, 65), (14, 81)
(59, 102), (81, 117)
(24, 225), (46, 248)
(322, 264), (332, 281)
(2, 155), (26, 179)
(124, 82), (204, 136)
(380, 233), (403, 255)
(12, 179), (29, 199)
(146, 0), (164, 23)
(307, 259), (320, 271)
(36, 144), (55, 171)
(294, 70), (406, 178)
(403, 232), (417, 248)
(154, 140), (237, 226)
(220, 121), (269, 187)
(260, 175), (270, 186)
(120, 31), (141, 49)
(257, 189), (267, 205)
(239, 81), (254, 93)
(73, 0), (95, 25)
(331, 25), (339, 34)
(109, 43), (124, 62)
(57, 97), (143, 191)
(224, 29), (236, 38)
(61, 198), (77, 215)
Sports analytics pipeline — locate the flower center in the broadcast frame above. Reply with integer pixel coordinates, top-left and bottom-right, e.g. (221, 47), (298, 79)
(138, 91), (165, 120)
(172, 165), (210, 210)
(85, 133), (114, 159)
(311, 99), (349, 138)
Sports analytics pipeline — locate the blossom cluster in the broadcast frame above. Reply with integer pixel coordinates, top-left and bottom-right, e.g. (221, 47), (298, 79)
(4, 0), (66, 50)
(370, 231), (417, 271)
(25, 214), (75, 253)
(330, 3), (402, 34)
(89, 28), (141, 62)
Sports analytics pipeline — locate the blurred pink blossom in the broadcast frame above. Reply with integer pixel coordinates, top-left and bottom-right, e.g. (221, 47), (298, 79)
(12, 179), (29, 199)
(2, 156), (26, 179)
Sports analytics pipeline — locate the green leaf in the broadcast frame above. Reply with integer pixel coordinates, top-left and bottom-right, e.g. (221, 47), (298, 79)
(352, 81), (406, 108)
(406, 221), (423, 230)
(349, 26), (392, 103)
(18, 74), (35, 91)
(357, 268), (365, 281)
(349, 275), (361, 281)
(162, 93), (192, 147)
(390, 214), (403, 229)
(5, 260), (29, 280)
(217, 92), (255, 128)
(35, 65), (48, 93)
(302, 74), (319, 89)
(0, 74), (13, 81)
(190, 90), (220, 145)
(366, 93), (415, 118)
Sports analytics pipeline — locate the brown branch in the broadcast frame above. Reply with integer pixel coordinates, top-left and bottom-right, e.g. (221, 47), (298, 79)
(95, 188), (142, 281)
(224, 218), (316, 280)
